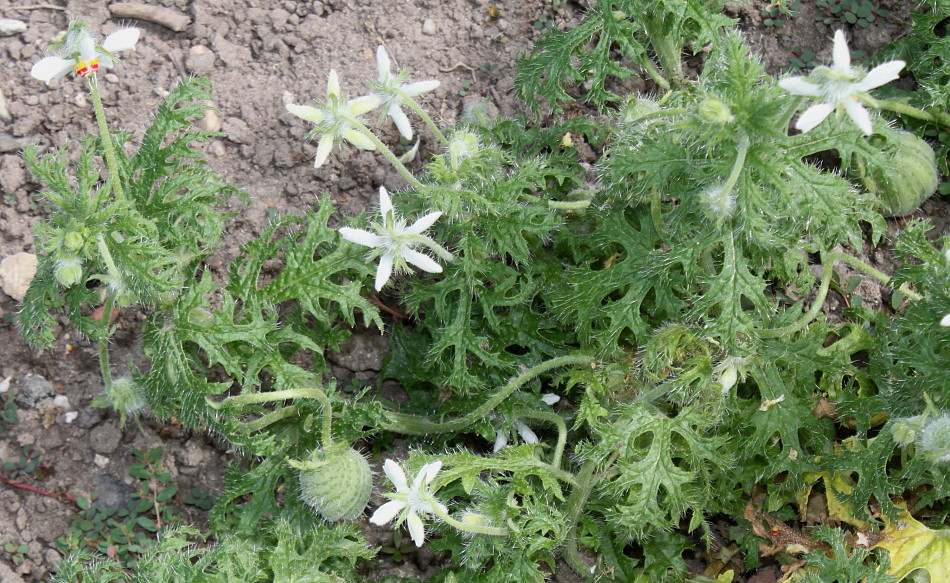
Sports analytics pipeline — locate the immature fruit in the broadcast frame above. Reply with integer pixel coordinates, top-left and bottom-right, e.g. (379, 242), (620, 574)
(919, 416), (950, 464)
(298, 446), (372, 521)
(868, 130), (938, 217)
(54, 256), (83, 288)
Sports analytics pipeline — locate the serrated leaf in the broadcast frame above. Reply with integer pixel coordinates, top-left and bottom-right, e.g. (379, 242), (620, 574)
(874, 510), (950, 583)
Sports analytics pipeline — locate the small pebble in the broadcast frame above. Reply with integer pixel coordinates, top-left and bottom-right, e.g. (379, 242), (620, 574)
(104, 73), (119, 84)
(0, 88), (10, 121)
(0, 19), (26, 37)
(93, 454), (110, 468)
(63, 411), (79, 424)
(199, 108), (221, 132)
(422, 18), (436, 35)
(73, 92), (88, 108)
(52, 395), (70, 409)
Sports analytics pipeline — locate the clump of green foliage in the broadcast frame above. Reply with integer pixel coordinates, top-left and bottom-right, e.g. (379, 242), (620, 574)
(18, 5), (950, 583)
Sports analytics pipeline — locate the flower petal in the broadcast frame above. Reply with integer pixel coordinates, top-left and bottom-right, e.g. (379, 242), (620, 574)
(778, 77), (822, 97)
(378, 186), (394, 218)
(343, 128), (377, 151)
(403, 249), (443, 273)
(541, 393), (560, 406)
(844, 98), (873, 135)
(327, 69), (341, 99)
(493, 429), (508, 452)
(854, 60), (905, 92)
(406, 512), (427, 547)
(98, 54), (114, 69)
(382, 459), (409, 491)
(314, 134), (335, 168)
(339, 227), (382, 248)
(941, 313), (950, 327)
(389, 105), (414, 140)
(30, 57), (75, 84)
(416, 461), (443, 487)
(79, 36), (98, 61)
(831, 30), (850, 73)
(405, 211), (442, 235)
(515, 421), (539, 444)
(286, 103), (324, 123)
(101, 28), (140, 53)
(402, 80), (440, 97)
(370, 499), (406, 525)
(348, 94), (382, 116)
(795, 102), (835, 133)
(377, 45), (392, 82)
(375, 252), (395, 290)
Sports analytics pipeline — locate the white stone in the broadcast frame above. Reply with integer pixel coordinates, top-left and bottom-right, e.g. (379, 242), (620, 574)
(0, 19), (26, 36)
(93, 454), (110, 468)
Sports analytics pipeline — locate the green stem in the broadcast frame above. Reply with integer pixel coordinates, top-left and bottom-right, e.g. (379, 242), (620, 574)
(347, 117), (428, 192)
(643, 16), (681, 87)
(867, 97), (950, 128)
(759, 254), (834, 339)
(238, 406), (299, 434)
(759, 251), (923, 338)
(97, 292), (115, 395)
(547, 199), (591, 210)
(649, 187), (665, 236)
(641, 58), (671, 91)
(396, 88), (448, 145)
(779, 95), (804, 131)
(429, 503), (508, 537)
(382, 355), (593, 435)
(518, 410), (567, 469)
(715, 133), (750, 227)
(88, 75), (125, 202)
(562, 458), (601, 576)
(207, 387), (335, 448)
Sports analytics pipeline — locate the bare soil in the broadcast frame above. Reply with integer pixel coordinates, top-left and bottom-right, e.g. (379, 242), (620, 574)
(0, 0), (938, 581)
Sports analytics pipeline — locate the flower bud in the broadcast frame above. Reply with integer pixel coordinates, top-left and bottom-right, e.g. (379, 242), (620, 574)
(64, 231), (85, 252)
(718, 364), (738, 394)
(186, 307), (215, 328)
(54, 256), (84, 288)
(890, 415), (925, 447)
(94, 376), (148, 426)
(868, 130), (938, 217)
(699, 182), (736, 222)
(298, 445), (373, 521)
(698, 98), (735, 125)
(622, 96), (660, 124)
(448, 131), (481, 169)
(919, 415), (950, 464)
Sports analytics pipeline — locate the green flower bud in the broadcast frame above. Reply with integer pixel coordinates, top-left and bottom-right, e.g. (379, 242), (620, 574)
(622, 96), (660, 124)
(54, 256), (84, 288)
(868, 130), (938, 217)
(448, 131), (481, 169)
(698, 98), (735, 125)
(297, 446), (372, 521)
(699, 182), (736, 222)
(92, 376), (147, 426)
(919, 415), (950, 464)
(186, 307), (215, 328)
(890, 414), (926, 447)
(63, 231), (85, 252)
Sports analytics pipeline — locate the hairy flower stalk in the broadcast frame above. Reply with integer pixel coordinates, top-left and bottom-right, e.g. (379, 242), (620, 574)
(31, 22), (140, 202)
(339, 186), (452, 290)
(779, 30), (904, 135)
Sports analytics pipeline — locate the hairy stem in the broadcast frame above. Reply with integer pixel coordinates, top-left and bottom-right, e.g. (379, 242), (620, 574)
(88, 75), (125, 202)
(867, 97), (950, 128)
(382, 355), (593, 435)
(347, 117), (428, 192)
(518, 410), (568, 469)
(207, 387), (334, 447)
(429, 503), (509, 537)
(396, 88), (448, 144)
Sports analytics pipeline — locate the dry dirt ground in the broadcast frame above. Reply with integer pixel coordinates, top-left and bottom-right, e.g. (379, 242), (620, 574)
(0, 0), (936, 581)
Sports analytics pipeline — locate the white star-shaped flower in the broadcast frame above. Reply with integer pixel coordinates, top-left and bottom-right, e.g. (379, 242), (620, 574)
(370, 459), (447, 547)
(286, 70), (382, 168)
(373, 45), (440, 140)
(492, 394), (560, 452)
(339, 186), (452, 291)
(778, 30), (904, 135)
(31, 21), (140, 84)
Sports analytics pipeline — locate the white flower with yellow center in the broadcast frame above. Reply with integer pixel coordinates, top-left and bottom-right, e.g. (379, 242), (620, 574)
(31, 21), (140, 84)
(370, 459), (447, 547)
(779, 30), (904, 135)
(373, 45), (440, 140)
(339, 186), (452, 291)
(286, 70), (382, 168)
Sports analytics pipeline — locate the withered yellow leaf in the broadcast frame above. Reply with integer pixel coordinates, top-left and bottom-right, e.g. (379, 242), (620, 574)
(873, 509), (950, 583)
